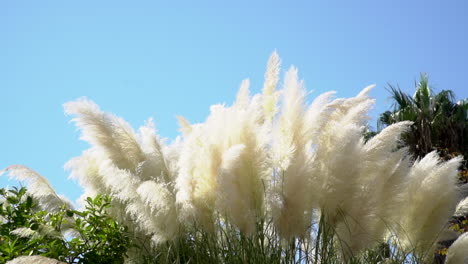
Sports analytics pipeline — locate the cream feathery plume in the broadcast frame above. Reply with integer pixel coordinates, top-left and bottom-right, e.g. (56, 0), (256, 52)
(66, 151), (146, 247)
(313, 93), (370, 219)
(364, 121), (413, 157)
(138, 118), (173, 184)
(6, 256), (66, 264)
(273, 66), (305, 170)
(218, 145), (249, 229)
(336, 122), (413, 258)
(398, 152), (462, 253)
(64, 98), (145, 173)
(65, 149), (107, 193)
(234, 79), (251, 109)
(98, 160), (139, 202)
(65, 148), (112, 208)
(100, 162), (177, 244)
(176, 118), (220, 231)
(445, 232), (468, 264)
(325, 84), (375, 129)
(162, 137), (182, 182)
(218, 141), (267, 234)
(136, 180), (179, 243)
(303, 91), (336, 142)
(1, 165), (71, 211)
(308, 87), (378, 261)
(216, 81), (269, 234)
(356, 84), (375, 98)
(67, 146), (176, 245)
(310, 89), (371, 258)
(269, 66), (316, 238)
(177, 115), (192, 136)
(262, 51), (281, 123)
(454, 196), (468, 217)
(177, 78), (269, 233)
(11, 227), (39, 239)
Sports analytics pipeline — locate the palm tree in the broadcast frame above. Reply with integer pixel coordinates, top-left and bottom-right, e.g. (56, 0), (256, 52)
(378, 73), (468, 160)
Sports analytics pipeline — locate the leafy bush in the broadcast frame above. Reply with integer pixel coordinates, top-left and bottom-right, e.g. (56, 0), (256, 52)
(68, 195), (130, 264)
(0, 187), (130, 263)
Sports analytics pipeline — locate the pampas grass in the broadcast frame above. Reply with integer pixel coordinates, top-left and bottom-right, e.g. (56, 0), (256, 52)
(6, 255), (66, 264)
(0, 165), (71, 212)
(4, 52), (467, 263)
(445, 232), (468, 264)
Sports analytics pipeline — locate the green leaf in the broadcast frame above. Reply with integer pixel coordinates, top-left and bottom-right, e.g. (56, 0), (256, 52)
(30, 223), (39, 231)
(6, 196), (19, 205)
(63, 210), (73, 218)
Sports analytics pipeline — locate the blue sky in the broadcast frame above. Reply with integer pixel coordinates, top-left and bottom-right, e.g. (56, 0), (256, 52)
(1, 0), (468, 201)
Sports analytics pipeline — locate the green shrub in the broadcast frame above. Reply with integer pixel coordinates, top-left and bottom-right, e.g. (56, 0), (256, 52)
(0, 187), (130, 264)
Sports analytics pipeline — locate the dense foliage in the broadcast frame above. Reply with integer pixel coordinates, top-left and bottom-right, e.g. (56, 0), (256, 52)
(0, 187), (130, 263)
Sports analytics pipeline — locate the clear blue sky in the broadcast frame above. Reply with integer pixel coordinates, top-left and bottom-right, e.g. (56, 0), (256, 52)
(1, 0), (468, 201)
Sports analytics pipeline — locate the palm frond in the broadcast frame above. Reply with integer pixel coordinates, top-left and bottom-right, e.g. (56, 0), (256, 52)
(386, 84), (414, 111)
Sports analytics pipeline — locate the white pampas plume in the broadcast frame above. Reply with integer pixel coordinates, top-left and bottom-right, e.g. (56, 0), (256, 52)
(356, 84), (375, 98)
(216, 81), (269, 234)
(102, 162), (175, 245)
(309, 88), (372, 257)
(138, 119), (173, 184)
(65, 99), (175, 243)
(336, 122), (413, 258)
(67, 148), (176, 245)
(137, 180), (179, 243)
(11, 227), (39, 239)
(364, 121), (413, 156)
(0, 165), (70, 211)
(445, 232), (468, 264)
(314, 101), (367, 218)
(177, 115), (192, 136)
(65, 149), (110, 208)
(218, 144), (265, 234)
(270, 66), (316, 238)
(176, 119), (220, 230)
(326, 84), (375, 129)
(6, 256), (66, 264)
(64, 98), (145, 172)
(303, 91), (336, 142)
(454, 196), (468, 217)
(235, 79), (251, 109)
(262, 51), (281, 122)
(162, 137), (182, 181)
(98, 161), (138, 202)
(176, 77), (269, 233)
(398, 152), (462, 253)
(65, 149), (100, 187)
(273, 66), (305, 170)
(37, 224), (63, 239)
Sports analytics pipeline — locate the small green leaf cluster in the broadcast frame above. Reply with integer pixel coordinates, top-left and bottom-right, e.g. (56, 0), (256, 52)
(67, 195), (130, 264)
(0, 187), (130, 263)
